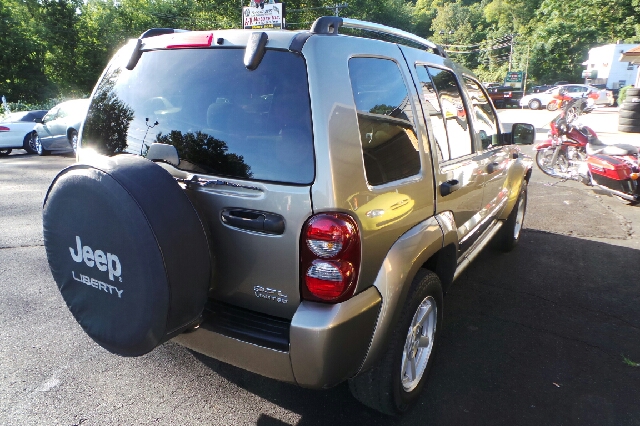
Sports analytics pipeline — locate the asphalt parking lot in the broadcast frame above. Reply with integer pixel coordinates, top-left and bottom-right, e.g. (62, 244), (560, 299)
(1, 109), (639, 425)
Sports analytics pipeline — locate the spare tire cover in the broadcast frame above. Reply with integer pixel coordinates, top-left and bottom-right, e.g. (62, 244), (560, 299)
(43, 155), (211, 357)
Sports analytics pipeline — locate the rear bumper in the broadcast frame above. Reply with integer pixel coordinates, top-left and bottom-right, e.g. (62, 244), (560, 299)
(172, 286), (382, 389)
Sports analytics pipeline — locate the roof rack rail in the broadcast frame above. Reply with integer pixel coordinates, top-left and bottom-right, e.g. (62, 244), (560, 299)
(309, 17), (446, 57)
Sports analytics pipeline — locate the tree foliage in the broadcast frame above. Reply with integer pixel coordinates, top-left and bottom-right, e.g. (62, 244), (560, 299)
(0, 0), (639, 104)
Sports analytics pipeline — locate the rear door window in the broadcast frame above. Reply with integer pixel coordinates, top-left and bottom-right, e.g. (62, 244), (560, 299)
(82, 49), (314, 185)
(348, 57), (421, 186)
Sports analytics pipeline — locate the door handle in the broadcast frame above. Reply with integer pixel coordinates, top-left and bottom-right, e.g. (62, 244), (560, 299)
(440, 179), (459, 196)
(221, 209), (285, 234)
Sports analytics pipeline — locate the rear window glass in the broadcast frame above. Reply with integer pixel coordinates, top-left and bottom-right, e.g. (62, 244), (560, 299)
(82, 48), (314, 185)
(348, 58), (421, 186)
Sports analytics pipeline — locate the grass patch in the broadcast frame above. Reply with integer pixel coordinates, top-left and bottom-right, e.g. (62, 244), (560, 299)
(622, 355), (640, 367)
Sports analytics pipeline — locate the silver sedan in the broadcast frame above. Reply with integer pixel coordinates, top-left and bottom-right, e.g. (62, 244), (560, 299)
(33, 99), (90, 156)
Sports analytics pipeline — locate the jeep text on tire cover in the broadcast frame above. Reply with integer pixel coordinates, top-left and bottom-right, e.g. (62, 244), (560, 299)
(43, 17), (534, 415)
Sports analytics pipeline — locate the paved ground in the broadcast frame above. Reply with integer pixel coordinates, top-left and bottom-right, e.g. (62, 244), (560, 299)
(1, 108), (639, 425)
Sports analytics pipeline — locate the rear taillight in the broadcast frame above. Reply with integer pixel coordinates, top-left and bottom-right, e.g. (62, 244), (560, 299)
(0, 126), (10, 132)
(300, 213), (361, 303)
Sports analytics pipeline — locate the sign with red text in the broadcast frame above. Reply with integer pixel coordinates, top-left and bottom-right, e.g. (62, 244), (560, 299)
(243, 4), (283, 30)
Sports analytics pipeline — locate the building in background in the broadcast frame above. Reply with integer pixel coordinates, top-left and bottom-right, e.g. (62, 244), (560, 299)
(619, 45), (640, 87)
(582, 43), (640, 90)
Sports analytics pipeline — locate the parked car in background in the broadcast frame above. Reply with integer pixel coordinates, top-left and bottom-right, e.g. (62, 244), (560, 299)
(0, 110), (48, 155)
(520, 84), (614, 110)
(486, 85), (524, 108)
(527, 85), (555, 94)
(32, 99), (90, 156)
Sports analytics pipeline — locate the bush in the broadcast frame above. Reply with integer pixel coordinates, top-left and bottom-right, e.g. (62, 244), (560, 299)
(617, 85), (633, 104)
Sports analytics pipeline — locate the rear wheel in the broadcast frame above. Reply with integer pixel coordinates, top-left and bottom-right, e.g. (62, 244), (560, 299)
(24, 132), (37, 154)
(494, 182), (527, 252)
(547, 100), (559, 111)
(349, 269), (443, 415)
(536, 148), (568, 176)
(528, 99), (542, 110)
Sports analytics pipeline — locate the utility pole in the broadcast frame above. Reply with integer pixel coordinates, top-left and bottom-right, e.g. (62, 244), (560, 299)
(508, 34), (514, 72)
(333, 3), (348, 16)
(523, 45), (530, 99)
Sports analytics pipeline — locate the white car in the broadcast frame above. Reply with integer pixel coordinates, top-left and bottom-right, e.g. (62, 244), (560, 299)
(0, 110), (48, 155)
(520, 84), (614, 110)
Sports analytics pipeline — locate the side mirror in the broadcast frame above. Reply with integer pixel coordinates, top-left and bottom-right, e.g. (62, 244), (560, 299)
(511, 123), (535, 145)
(34, 118), (43, 124)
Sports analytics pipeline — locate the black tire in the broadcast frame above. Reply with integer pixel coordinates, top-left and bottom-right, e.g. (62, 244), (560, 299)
(618, 117), (640, 126)
(620, 101), (640, 112)
(535, 148), (568, 177)
(494, 182), (527, 252)
(626, 88), (640, 97)
(0, 148), (12, 156)
(619, 110), (640, 120)
(68, 129), (78, 154)
(23, 132), (38, 154)
(43, 155), (211, 356)
(528, 99), (542, 110)
(349, 269), (443, 415)
(35, 134), (50, 156)
(618, 124), (640, 133)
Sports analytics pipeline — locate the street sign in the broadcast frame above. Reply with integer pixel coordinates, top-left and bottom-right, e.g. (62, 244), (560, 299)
(504, 71), (523, 83)
(243, 3), (283, 29)
(582, 70), (597, 79)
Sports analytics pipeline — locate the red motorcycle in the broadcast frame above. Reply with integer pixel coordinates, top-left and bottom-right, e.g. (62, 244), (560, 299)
(534, 97), (640, 202)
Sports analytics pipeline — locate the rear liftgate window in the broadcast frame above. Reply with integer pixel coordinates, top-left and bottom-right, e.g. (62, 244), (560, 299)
(348, 58), (421, 186)
(82, 49), (314, 185)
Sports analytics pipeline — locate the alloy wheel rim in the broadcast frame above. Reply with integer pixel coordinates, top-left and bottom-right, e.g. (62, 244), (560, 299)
(401, 296), (437, 392)
(30, 134), (38, 153)
(71, 134), (78, 153)
(36, 137), (42, 154)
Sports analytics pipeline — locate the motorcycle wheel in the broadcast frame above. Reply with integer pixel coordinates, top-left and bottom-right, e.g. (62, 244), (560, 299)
(547, 101), (559, 111)
(536, 148), (568, 177)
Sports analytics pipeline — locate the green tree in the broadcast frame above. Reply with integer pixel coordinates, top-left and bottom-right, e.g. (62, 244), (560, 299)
(0, 0), (51, 102)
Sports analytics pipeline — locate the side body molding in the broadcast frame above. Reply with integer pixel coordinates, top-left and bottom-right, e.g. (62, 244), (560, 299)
(359, 215), (447, 372)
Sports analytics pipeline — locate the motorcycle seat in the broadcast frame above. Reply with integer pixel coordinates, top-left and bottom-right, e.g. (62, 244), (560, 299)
(587, 142), (639, 156)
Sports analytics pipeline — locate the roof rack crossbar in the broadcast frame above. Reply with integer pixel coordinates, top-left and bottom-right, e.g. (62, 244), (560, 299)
(340, 18), (438, 51)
